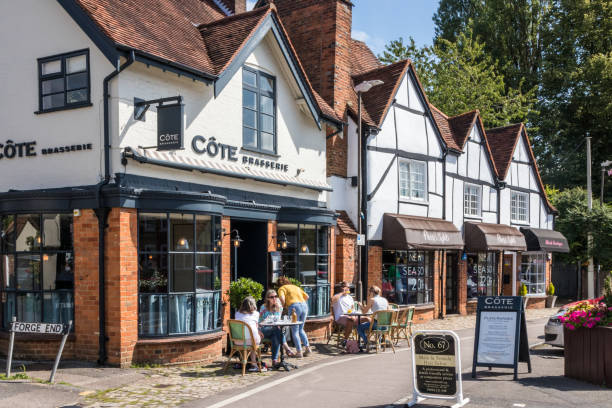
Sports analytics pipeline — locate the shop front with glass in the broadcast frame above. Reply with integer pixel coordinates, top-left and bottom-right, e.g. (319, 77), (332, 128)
(382, 250), (434, 306)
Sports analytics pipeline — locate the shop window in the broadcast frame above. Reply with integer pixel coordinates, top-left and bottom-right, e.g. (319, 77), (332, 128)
(399, 159), (427, 201)
(138, 213), (222, 337)
(242, 67), (276, 154)
(520, 253), (546, 295)
(277, 223), (330, 317)
(466, 252), (498, 299)
(382, 250), (433, 305)
(464, 183), (481, 217)
(511, 191), (529, 223)
(37, 50), (90, 113)
(0, 214), (74, 330)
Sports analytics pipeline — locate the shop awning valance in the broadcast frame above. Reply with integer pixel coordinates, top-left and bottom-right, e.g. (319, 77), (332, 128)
(464, 222), (526, 252)
(520, 227), (569, 253)
(383, 213), (464, 250)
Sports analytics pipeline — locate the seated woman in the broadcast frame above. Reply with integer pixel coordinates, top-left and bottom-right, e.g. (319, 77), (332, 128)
(357, 286), (389, 346)
(235, 296), (266, 372)
(259, 289), (295, 366)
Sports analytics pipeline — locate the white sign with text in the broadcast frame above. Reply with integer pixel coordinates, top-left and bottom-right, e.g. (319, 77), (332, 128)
(476, 311), (517, 365)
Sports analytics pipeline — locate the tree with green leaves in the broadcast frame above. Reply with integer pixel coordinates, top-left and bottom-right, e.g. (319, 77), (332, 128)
(534, 0), (612, 199)
(378, 27), (535, 128)
(547, 186), (612, 272)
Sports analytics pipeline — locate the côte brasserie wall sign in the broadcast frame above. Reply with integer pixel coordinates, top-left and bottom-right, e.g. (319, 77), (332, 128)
(0, 140), (93, 160)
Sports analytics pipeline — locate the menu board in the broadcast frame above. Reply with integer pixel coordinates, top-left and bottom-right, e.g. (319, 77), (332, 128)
(476, 311), (516, 365)
(414, 334), (457, 396)
(471, 296), (531, 380)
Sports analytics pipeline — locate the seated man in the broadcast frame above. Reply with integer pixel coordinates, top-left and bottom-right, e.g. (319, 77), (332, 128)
(357, 285), (389, 346)
(331, 281), (357, 342)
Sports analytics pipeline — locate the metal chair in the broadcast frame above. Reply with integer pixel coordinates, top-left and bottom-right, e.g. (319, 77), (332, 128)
(392, 306), (415, 346)
(224, 319), (263, 376)
(365, 310), (396, 354)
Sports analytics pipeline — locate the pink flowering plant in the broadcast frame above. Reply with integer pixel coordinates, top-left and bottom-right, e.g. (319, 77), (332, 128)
(559, 300), (612, 330)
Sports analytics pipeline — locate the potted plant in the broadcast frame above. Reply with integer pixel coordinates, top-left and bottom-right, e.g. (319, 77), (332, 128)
(545, 282), (557, 308)
(227, 277), (264, 310)
(520, 283), (528, 308)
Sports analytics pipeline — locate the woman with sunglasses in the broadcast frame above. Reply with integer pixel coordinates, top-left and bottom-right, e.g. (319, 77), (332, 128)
(259, 289), (295, 366)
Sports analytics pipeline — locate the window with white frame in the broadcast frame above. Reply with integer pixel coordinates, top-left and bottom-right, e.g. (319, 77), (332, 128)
(520, 253), (546, 295)
(399, 159), (427, 201)
(464, 183), (481, 216)
(511, 191), (529, 223)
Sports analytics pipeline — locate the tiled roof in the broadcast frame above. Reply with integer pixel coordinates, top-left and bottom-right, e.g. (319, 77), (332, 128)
(336, 211), (357, 235)
(350, 39), (382, 75)
(352, 60), (411, 127)
(73, 1), (340, 123)
(487, 123), (556, 213)
(429, 104), (461, 151)
(486, 123), (523, 180)
(448, 110), (478, 149)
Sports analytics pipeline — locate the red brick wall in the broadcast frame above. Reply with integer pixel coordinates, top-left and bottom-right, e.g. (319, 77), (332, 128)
(73, 209), (101, 361)
(413, 306), (435, 324)
(335, 233), (356, 285)
(367, 245), (382, 291)
(267, 221), (277, 252)
(221, 216), (231, 348)
(105, 208), (139, 367)
(526, 297), (546, 309)
(134, 334), (224, 366)
(275, 0), (353, 177)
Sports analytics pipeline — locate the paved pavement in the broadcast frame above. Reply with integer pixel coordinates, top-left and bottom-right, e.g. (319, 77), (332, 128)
(4, 307), (610, 408)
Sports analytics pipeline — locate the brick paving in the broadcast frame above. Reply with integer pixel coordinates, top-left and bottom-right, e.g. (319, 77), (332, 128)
(6, 308), (557, 408)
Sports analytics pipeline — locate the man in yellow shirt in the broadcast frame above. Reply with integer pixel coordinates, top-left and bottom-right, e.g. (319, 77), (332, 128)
(277, 276), (312, 357)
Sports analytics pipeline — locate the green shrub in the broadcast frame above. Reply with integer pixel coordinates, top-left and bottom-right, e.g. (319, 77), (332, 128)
(547, 282), (555, 296)
(604, 271), (612, 305)
(227, 278), (264, 310)
(519, 283), (528, 296)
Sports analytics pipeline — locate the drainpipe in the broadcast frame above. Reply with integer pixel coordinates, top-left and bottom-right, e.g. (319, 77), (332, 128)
(96, 51), (135, 365)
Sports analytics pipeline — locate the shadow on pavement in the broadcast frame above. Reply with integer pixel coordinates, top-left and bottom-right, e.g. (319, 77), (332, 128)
(518, 375), (606, 391)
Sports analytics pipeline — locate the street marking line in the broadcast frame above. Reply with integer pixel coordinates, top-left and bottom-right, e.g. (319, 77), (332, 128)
(205, 349), (411, 408)
(513, 404), (526, 407)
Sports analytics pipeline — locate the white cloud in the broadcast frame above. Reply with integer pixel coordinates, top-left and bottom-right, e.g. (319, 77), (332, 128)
(352, 29), (370, 42)
(246, 0), (257, 11)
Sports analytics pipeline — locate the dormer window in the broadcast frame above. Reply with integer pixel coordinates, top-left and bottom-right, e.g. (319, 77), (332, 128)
(242, 67), (276, 154)
(37, 49), (90, 113)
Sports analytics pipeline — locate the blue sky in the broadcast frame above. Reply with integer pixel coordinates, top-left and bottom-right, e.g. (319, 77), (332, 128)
(352, 0), (438, 56)
(246, 0), (438, 57)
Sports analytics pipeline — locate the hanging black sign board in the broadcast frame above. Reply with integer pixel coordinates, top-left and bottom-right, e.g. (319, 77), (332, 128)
(471, 296), (531, 380)
(157, 103), (183, 151)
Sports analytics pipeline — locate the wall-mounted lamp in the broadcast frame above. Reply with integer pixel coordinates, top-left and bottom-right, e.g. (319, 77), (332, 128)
(301, 244), (309, 254)
(277, 232), (290, 250)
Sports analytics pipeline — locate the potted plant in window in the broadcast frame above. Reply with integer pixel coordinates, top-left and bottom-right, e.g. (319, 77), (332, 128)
(545, 282), (557, 308)
(227, 277), (264, 311)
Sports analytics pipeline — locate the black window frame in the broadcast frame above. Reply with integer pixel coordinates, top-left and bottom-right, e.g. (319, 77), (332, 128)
(36, 49), (92, 114)
(137, 211), (223, 338)
(0, 213), (75, 331)
(277, 223), (331, 318)
(466, 252), (498, 299)
(382, 250), (434, 305)
(242, 66), (277, 155)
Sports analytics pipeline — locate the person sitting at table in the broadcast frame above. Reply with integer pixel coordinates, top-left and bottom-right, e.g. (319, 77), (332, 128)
(357, 285), (389, 347)
(277, 276), (312, 358)
(259, 289), (296, 365)
(235, 296), (266, 371)
(331, 281), (357, 342)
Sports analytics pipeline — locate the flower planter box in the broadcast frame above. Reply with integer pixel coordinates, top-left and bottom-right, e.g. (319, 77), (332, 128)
(564, 326), (612, 388)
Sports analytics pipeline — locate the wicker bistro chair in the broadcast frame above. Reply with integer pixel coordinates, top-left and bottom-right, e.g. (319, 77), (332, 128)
(224, 319), (263, 376)
(392, 306), (415, 346)
(365, 310), (396, 354)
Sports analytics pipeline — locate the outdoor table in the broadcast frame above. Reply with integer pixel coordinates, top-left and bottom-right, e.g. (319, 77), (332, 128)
(259, 319), (303, 371)
(342, 312), (372, 347)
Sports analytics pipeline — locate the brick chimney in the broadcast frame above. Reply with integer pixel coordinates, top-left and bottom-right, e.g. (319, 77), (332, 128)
(272, 0), (353, 116)
(272, 0), (354, 177)
(218, 0), (246, 14)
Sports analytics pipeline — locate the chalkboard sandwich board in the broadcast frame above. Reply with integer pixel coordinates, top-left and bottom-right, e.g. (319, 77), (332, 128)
(471, 296), (531, 380)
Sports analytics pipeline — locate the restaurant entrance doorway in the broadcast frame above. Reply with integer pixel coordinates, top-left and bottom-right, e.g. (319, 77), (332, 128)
(445, 253), (458, 314)
(230, 220), (268, 292)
